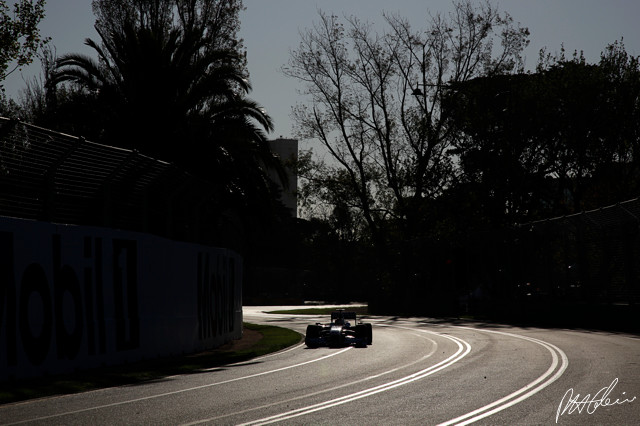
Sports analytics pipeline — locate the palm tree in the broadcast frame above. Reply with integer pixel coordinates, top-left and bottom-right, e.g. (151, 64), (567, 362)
(48, 18), (285, 196)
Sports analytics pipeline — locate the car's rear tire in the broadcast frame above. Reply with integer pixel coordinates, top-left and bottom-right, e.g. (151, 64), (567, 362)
(366, 323), (372, 345)
(354, 324), (367, 347)
(305, 325), (321, 348)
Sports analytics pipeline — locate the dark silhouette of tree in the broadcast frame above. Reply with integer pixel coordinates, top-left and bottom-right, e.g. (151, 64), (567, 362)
(0, 0), (48, 86)
(46, 0), (286, 204)
(92, 0), (244, 53)
(445, 40), (640, 224)
(0, 0), (48, 116)
(286, 0), (529, 312)
(14, 45), (107, 136)
(286, 0), (529, 247)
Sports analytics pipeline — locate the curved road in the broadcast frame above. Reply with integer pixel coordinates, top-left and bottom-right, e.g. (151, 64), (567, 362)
(1, 306), (638, 425)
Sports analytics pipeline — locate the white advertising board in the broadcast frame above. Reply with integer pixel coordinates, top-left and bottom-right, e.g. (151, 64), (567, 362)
(0, 216), (242, 380)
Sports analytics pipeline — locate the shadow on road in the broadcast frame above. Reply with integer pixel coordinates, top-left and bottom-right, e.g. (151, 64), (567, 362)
(373, 308), (640, 337)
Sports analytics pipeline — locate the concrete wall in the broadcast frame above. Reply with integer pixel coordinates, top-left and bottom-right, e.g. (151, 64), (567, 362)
(0, 216), (242, 381)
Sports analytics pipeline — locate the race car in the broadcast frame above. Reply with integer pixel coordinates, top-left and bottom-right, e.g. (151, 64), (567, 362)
(305, 309), (373, 348)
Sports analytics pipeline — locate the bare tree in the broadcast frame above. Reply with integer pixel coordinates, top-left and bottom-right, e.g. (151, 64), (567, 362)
(285, 0), (529, 244)
(0, 0), (48, 85)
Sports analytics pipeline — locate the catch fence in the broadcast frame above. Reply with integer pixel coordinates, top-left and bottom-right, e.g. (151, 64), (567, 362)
(0, 117), (220, 244)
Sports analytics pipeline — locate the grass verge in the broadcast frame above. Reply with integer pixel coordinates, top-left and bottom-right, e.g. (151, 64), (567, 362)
(0, 323), (301, 405)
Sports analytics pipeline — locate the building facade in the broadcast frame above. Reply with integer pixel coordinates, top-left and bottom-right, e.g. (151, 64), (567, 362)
(268, 138), (298, 217)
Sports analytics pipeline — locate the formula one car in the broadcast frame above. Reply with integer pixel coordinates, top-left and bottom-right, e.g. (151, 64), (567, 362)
(305, 309), (372, 348)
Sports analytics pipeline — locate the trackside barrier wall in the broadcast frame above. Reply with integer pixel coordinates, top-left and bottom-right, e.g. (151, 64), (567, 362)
(0, 215), (242, 381)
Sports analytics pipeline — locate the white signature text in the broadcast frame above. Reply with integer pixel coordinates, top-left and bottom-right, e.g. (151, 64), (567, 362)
(556, 378), (636, 423)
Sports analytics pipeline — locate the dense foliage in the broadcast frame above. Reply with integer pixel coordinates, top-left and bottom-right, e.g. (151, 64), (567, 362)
(286, 1), (530, 248)
(445, 41), (640, 226)
(1, 1), (291, 263)
(47, 0), (280, 180)
(288, 2), (640, 309)
(2, 1), (639, 310)
(0, 0), (48, 86)
(42, 1), (286, 243)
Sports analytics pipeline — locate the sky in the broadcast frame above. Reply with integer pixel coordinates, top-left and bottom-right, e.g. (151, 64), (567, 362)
(4, 0), (640, 149)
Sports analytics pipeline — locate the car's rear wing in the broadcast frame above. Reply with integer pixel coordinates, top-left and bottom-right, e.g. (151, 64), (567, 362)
(331, 310), (357, 321)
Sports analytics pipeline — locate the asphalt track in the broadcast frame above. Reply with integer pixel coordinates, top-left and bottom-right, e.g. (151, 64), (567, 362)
(1, 306), (639, 425)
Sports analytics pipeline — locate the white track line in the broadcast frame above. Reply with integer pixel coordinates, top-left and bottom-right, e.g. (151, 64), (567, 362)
(238, 328), (471, 425)
(183, 334), (439, 425)
(438, 327), (569, 425)
(4, 347), (352, 425)
(224, 342), (306, 366)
